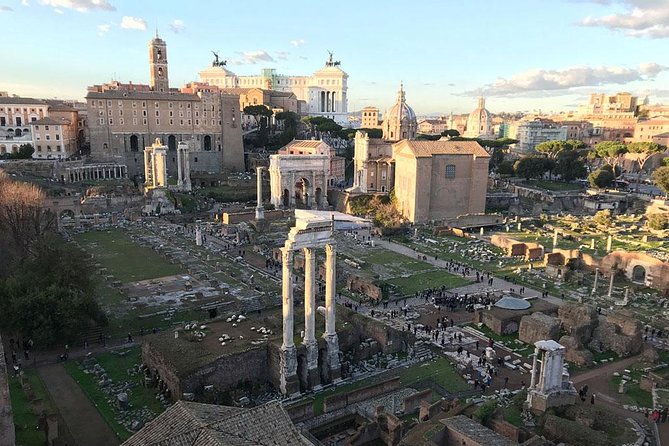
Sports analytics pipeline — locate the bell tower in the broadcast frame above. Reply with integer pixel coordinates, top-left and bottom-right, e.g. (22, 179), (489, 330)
(149, 33), (169, 92)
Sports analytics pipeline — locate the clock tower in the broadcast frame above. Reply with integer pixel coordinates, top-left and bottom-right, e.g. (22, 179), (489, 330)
(149, 33), (169, 92)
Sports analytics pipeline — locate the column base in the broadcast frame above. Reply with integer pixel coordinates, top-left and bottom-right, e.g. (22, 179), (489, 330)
(280, 344), (299, 396)
(255, 207), (264, 220)
(307, 367), (321, 389)
(323, 333), (341, 377)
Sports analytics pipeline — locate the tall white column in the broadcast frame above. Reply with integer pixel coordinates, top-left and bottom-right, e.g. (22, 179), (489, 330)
(255, 166), (264, 220)
(323, 242), (341, 380)
(592, 268), (599, 295)
(280, 246), (298, 395)
(303, 247), (316, 345)
(529, 347), (540, 389)
(324, 243), (336, 336)
(282, 247), (295, 349)
(608, 270), (615, 297)
(177, 147), (184, 187)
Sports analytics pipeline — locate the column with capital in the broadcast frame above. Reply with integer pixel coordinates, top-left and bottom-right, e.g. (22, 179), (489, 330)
(280, 246), (299, 395)
(176, 145), (184, 188)
(323, 243), (341, 381)
(303, 247), (320, 388)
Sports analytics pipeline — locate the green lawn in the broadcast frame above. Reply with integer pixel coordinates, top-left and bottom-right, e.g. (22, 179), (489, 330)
(74, 229), (184, 283)
(195, 184), (256, 202)
(526, 180), (583, 191)
(312, 357), (468, 415)
(8, 374), (47, 446)
(387, 270), (470, 295)
(64, 346), (165, 442)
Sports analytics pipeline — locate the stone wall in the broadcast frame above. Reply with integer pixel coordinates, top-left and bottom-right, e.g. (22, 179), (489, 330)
(182, 347), (269, 394)
(0, 334), (15, 446)
(141, 341), (186, 398)
(490, 419), (522, 443)
(338, 308), (410, 354)
(401, 389), (432, 414)
(222, 209), (287, 225)
(589, 310), (642, 357)
(323, 377), (400, 413)
(347, 275), (383, 301)
(518, 312), (560, 345)
(285, 399), (314, 423)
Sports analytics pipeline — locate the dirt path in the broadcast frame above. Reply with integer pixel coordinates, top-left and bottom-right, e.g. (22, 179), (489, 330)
(38, 364), (119, 446)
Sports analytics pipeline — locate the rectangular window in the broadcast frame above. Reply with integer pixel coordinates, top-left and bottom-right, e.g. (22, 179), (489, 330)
(143, 118), (147, 125)
(156, 119), (160, 125)
(133, 118), (137, 125)
(445, 164), (456, 178)
(55, 134), (60, 140)
(99, 118), (105, 125)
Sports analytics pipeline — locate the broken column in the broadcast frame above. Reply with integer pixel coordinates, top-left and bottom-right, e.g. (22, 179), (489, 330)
(606, 234), (612, 253)
(591, 268), (599, 295)
(195, 221), (203, 246)
(527, 340), (577, 412)
(608, 270), (615, 298)
(552, 229), (558, 249)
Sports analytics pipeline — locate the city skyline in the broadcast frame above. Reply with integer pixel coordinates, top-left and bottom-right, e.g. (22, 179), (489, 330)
(1, 0), (668, 115)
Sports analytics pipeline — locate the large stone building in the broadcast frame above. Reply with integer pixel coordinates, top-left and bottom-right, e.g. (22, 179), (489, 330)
(86, 34), (244, 177)
(464, 96), (494, 138)
(633, 116), (669, 142)
(0, 94), (81, 159)
(360, 106), (381, 129)
(515, 118), (568, 152)
(392, 139), (490, 223)
(278, 139), (345, 186)
(199, 53), (348, 124)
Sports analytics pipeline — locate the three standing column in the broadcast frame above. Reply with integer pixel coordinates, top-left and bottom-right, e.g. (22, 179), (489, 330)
(280, 247), (299, 395)
(323, 243), (341, 380)
(303, 248), (319, 388)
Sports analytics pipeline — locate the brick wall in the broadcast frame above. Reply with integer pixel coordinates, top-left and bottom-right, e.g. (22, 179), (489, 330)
(402, 389), (432, 414)
(323, 377), (400, 413)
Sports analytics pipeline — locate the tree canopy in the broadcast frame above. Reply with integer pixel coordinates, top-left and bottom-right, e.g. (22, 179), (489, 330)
(593, 141), (628, 173)
(588, 168), (615, 189)
(514, 156), (550, 181)
(652, 166), (669, 196)
(627, 141), (665, 172)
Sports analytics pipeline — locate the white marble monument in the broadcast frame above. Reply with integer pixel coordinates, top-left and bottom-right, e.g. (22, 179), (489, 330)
(527, 340), (577, 412)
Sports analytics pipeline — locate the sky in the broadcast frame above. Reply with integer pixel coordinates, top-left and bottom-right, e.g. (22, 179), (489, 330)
(1, 0), (668, 115)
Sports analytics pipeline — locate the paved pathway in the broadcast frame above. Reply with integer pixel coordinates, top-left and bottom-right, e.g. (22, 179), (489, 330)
(38, 364), (119, 446)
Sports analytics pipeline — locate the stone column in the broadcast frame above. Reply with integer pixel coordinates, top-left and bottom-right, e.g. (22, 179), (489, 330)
(606, 234), (612, 253)
(592, 268), (599, 295)
(552, 229), (558, 249)
(255, 167), (265, 220)
(303, 248), (319, 388)
(195, 221), (203, 246)
(608, 270), (615, 297)
(591, 238), (595, 250)
(529, 346), (540, 389)
(280, 247), (298, 395)
(323, 243), (341, 381)
(176, 147), (184, 188)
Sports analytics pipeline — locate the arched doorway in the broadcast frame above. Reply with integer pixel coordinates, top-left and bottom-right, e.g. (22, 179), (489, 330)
(15, 129), (22, 137)
(168, 135), (176, 151)
(130, 135), (139, 152)
(294, 178), (310, 208)
(632, 265), (646, 283)
(315, 187), (322, 207)
(282, 189), (290, 208)
(204, 135), (212, 151)
(60, 209), (75, 222)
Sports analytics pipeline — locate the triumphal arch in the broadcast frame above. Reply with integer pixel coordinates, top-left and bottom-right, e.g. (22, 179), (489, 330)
(269, 154), (330, 209)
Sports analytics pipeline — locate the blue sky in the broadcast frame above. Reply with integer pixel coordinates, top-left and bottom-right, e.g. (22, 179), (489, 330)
(1, 0), (668, 115)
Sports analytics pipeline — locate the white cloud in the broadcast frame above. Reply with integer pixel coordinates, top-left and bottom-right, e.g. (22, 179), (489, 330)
(463, 63), (668, 97)
(21, 0), (29, 6)
(230, 50), (275, 65)
(169, 19), (184, 33)
(120, 15), (146, 31)
(39, 0), (115, 12)
(579, 0), (669, 38)
(97, 23), (110, 36)
(0, 5), (13, 11)
(290, 39), (305, 47)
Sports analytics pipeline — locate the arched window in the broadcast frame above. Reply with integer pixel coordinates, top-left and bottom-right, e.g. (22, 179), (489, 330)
(445, 164), (456, 178)
(130, 135), (139, 152)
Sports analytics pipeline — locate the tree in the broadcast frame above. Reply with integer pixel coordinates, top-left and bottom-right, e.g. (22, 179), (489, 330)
(497, 160), (515, 176)
(243, 105), (273, 128)
(535, 140), (568, 160)
(303, 116), (342, 133)
(647, 213), (667, 231)
(273, 111), (299, 147)
(359, 128), (383, 139)
(627, 141), (666, 190)
(652, 166), (669, 196)
(441, 129), (460, 138)
(588, 168), (614, 189)
(593, 141), (628, 174)
(514, 156), (549, 181)
(593, 209), (613, 227)
(554, 148), (587, 181)
(17, 143), (34, 159)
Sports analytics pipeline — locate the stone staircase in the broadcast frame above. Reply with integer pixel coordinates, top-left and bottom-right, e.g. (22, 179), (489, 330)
(413, 341), (433, 361)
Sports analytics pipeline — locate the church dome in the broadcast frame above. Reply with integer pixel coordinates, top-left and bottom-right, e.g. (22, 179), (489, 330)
(465, 96), (493, 138)
(382, 84), (417, 141)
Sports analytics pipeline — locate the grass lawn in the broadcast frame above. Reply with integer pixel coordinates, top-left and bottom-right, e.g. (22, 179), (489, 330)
(64, 346), (165, 442)
(8, 374), (47, 446)
(526, 180), (582, 191)
(74, 229), (184, 283)
(387, 270), (470, 295)
(312, 357), (468, 415)
(611, 373), (653, 408)
(106, 307), (205, 342)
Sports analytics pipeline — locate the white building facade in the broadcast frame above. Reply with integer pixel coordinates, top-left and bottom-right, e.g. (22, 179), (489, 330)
(199, 54), (348, 124)
(515, 119), (568, 153)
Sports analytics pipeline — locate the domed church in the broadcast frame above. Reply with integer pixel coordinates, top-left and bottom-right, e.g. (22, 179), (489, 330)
(382, 83), (417, 141)
(464, 96), (494, 138)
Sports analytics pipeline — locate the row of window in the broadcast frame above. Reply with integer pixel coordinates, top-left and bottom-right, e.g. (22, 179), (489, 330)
(35, 134), (60, 141)
(0, 107), (45, 113)
(90, 99), (196, 109)
(99, 117), (222, 127)
(36, 144), (62, 152)
(0, 116), (38, 126)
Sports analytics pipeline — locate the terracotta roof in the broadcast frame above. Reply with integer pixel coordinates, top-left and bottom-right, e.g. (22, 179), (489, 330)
(395, 140), (489, 158)
(121, 400), (309, 446)
(30, 117), (71, 126)
(283, 140), (328, 149)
